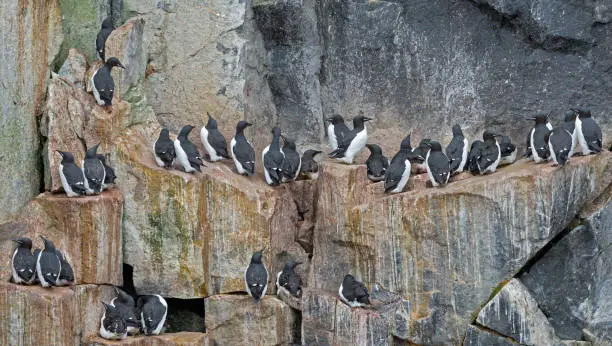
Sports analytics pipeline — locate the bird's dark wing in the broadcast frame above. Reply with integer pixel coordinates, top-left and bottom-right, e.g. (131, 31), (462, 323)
(116, 304), (140, 328)
(142, 299), (166, 331)
(335, 123), (351, 142)
(533, 127), (551, 158)
(467, 142), (485, 173)
(353, 281), (370, 304)
(367, 156), (386, 177)
(59, 257), (74, 282)
(234, 139), (256, 174)
(40, 252), (60, 284)
(478, 144), (499, 171)
(14, 250), (36, 281)
(96, 28), (112, 60)
(246, 264), (268, 298)
(181, 140), (204, 170)
(104, 164), (117, 184)
(264, 151), (284, 184)
(550, 129), (572, 165)
(155, 140), (176, 164)
(85, 159), (106, 191)
(384, 157), (405, 192)
(286, 272), (303, 296)
(428, 152), (451, 183)
(63, 164), (87, 194)
(583, 119), (603, 152)
(446, 138), (464, 171)
(209, 130), (230, 158)
(329, 130), (357, 158)
(93, 71), (114, 105)
(282, 150), (300, 178)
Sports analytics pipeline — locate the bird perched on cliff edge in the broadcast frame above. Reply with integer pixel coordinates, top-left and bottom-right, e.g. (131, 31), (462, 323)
(111, 287), (140, 335)
(281, 135), (301, 182)
(299, 149), (322, 180)
(365, 144), (388, 182)
(11, 237), (36, 285)
(467, 140), (485, 174)
(174, 125), (205, 173)
(572, 108), (602, 155)
(564, 111), (577, 158)
(97, 154), (117, 190)
(329, 115), (372, 164)
(57, 150), (87, 197)
(411, 139), (431, 174)
(425, 140), (451, 187)
(55, 250), (75, 286)
(36, 236), (61, 288)
(446, 125), (468, 175)
(276, 260), (303, 298)
(96, 17), (114, 61)
(477, 131), (502, 174)
(526, 114), (552, 163)
(99, 301), (128, 340)
(338, 274), (370, 308)
(138, 295), (167, 336)
(263, 127), (285, 186)
(547, 125), (573, 167)
(385, 134), (423, 194)
(201, 112), (230, 162)
(82, 143), (106, 195)
(325, 114), (350, 150)
(154, 128), (176, 168)
(245, 249), (268, 302)
(498, 136), (517, 166)
(92, 57), (125, 107)
(231, 121), (256, 176)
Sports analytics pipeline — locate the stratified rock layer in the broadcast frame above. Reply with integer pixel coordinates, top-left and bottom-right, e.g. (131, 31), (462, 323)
(85, 332), (210, 346)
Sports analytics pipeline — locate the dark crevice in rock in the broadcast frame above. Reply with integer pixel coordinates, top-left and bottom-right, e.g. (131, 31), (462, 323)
(35, 114), (46, 194)
(291, 310), (302, 344)
(164, 297), (205, 333)
(471, 322), (520, 344)
(121, 262), (137, 297)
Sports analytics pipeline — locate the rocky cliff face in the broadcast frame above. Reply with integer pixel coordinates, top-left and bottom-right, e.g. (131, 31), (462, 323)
(0, 0), (611, 345)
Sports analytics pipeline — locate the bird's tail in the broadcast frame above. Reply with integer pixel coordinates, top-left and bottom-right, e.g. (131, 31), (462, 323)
(328, 148), (346, 158)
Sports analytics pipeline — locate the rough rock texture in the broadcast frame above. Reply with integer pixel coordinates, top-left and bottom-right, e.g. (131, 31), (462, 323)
(309, 153), (611, 344)
(58, 48), (89, 87)
(115, 132), (308, 298)
(0, 282), (114, 346)
(0, 190), (123, 286)
(0, 0), (63, 222)
(476, 279), (560, 345)
(85, 332), (210, 346)
(463, 325), (517, 346)
(205, 295), (298, 345)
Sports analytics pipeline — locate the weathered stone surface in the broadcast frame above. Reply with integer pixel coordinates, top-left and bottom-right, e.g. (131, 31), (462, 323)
(58, 48), (89, 87)
(464, 325), (517, 346)
(309, 153), (611, 344)
(0, 190), (123, 286)
(205, 295), (298, 345)
(0, 282), (114, 346)
(85, 332), (210, 346)
(115, 131), (307, 297)
(57, 0), (110, 64)
(476, 279), (559, 345)
(0, 0), (63, 222)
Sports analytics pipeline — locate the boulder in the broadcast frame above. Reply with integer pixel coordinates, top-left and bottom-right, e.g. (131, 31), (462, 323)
(204, 295), (298, 345)
(56, 0), (110, 63)
(476, 279), (560, 345)
(0, 0), (63, 222)
(0, 282), (114, 346)
(115, 132), (308, 297)
(58, 48), (89, 87)
(85, 332), (210, 346)
(308, 153), (611, 344)
(0, 190), (123, 286)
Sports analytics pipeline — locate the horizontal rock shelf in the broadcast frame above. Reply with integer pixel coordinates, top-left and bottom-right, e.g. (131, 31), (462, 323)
(85, 332), (210, 346)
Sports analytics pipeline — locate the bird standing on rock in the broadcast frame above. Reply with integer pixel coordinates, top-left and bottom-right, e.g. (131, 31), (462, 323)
(411, 139), (431, 174)
(111, 287), (140, 335)
(154, 128), (176, 168)
(564, 111), (577, 158)
(99, 301), (128, 340)
(338, 274), (370, 308)
(498, 136), (517, 166)
(201, 112), (230, 162)
(57, 150), (87, 197)
(138, 295), (167, 336)
(91, 57), (125, 107)
(329, 115), (372, 164)
(527, 114), (552, 163)
(231, 121), (256, 176)
(281, 136), (301, 182)
(446, 125), (468, 175)
(572, 108), (602, 155)
(82, 143), (106, 195)
(299, 149), (322, 180)
(425, 141), (451, 187)
(36, 236), (61, 288)
(96, 17), (114, 61)
(245, 249), (268, 302)
(11, 237), (36, 285)
(97, 154), (116, 190)
(467, 140), (485, 174)
(547, 124), (574, 167)
(365, 144), (388, 182)
(477, 131), (502, 174)
(385, 135), (423, 194)
(276, 260), (303, 298)
(55, 250), (75, 286)
(174, 125), (205, 173)
(326, 114), (350, 151)
(263, 127), (285, 186)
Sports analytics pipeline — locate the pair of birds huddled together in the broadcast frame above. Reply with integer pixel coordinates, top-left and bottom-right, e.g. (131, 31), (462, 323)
(92, 17), (125, 108)
(244, 250), (370, 308)
(99, 287), (168, 340)
(57, 144), (117, 197)
(11, 236), (75, 287)
(523, 108), (603, 166)
(153, 114), (322, 182)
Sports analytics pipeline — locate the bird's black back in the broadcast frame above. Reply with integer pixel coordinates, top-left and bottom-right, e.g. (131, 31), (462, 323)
(467, 140), (485, 173)
(342, 276), (370, 304)
(179, 137), (203, 171)
(39, 250), (61, 285)
(155, 135), (176, 167)
(264, 148), (284, 185)
(13, 248), (36, 282)
(384, 151), (408, 192)
(281, 146), (301, 180)
(93, 65), (114, 106)
(532, 126), (551, 159)
(499, 136), (516, 157)
(246, 263), (268, 300)
(208, 129), (230, 158)
(581, 118), (603, 152)
(84, 157), (106, 193)
(366, 152), (388, 179)
(62, 162), (87, 195)
(233, 136), (256, 175)
(427, 151), (450, 184)
(57, 251), (75, 283)
(103, 306), (127, 335)
(549, 128), (573, 165)
(477, 141), (500, 171)
(334, 123), (351, 143)
(139, 296), (167, 335)
(279, 268), (302, 297)
(96, 28), (113, 61)
(446, 135), (465, 172)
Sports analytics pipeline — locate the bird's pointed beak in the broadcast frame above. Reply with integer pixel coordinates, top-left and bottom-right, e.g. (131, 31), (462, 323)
(260, 248), (265, 253)
(363, 117), (373, 122)
(12, 239), (23, 245)
(246, 122), (253, 127)
(314, 150), (322, 154)
(524, 116), (536, 121)
(118, 63), (126, 69)
(56, 150), (64, 157)
(295, 261), (303, 266)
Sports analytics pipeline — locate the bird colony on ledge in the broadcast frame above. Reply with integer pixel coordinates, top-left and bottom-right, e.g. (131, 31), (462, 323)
(9, 13), (606, 342)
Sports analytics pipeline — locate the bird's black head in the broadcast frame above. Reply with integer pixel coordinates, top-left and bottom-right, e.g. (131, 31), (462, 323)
(281, 135), (296, 150)
(342, 274), (356, 285)
(400, 134), (412, 151)
(114, 287), (134, 305)
(101, 17), (114, 30)
(451, 124), (463, 137)
(105, 57), (125, 69)
(326, 114), (345, 125)
(85, 143), (101, 159)
(178, 125), (195, 138)
(428, 141), (443, 152)
(101, 301), (116, 314)
(366, 143), (382, 155)
(303, 149), (322, 160)
(159, 128), (170, 140)
(251, 249), (264, 264)
(353, 115), (373, 129)
(236, 120), (252, 133)
(406, 151), (425, 162)
(206, 112), (218, 130)
(482, 131), (499, 141)
(525, 113), (549, 125)
(40, 235), (56, 252)
(572, 108), (592, 118)
(13, 237), (33, 249)
(564, 111), (577, 123)
(271, 126), (282, 137)
(284, 260), (302, 270)
(56, 150), (75, 163)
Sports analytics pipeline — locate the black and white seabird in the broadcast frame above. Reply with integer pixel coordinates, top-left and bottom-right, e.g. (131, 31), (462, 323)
(425, 141), (450, 187)
(91, 57), (125, 107)
(446, 125), (468, 175)
(111, 287), (140, 335)
(498, 136), (517, 166)
(329, 115), (372, 164)
(245, 249), (268, 302)
(174, 125), (205, 173)
(96, 17), (114, 61)
(477, 131), (502, 174)
(11, 237), (36, 285)
(299, 149), (322, 180)
(100, 301), (128, 340)
(263, 127), (285, 186)
(55, 250), (75, 286)
(467, 140), (485, 174)
(97, 154), (116, 190)
(231, 121), (256, 176)
(200, 112), (230, 162)
(82, 143), (106, 195)
(564, 111), (577, 158)
(526, 114), (552, 163)
(523, 114), (553, 160)
(325, 114), (351, 150)
(385, 135), (423, 194)
(572, 108), (603, 155)
(154, 128), (176, 168)
(36, 236), (61, 288)
(547, 126), (573, 166)
(365, 144), (389, 182)
(276, 260), (303, 297)
(338, 274), (370, 308)
(281, 136), (301, 182)
(411, 139), (431, 174)
(57, 151), (87, 197)
(138, 295), (168, 336)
